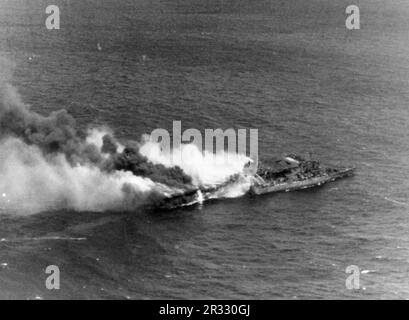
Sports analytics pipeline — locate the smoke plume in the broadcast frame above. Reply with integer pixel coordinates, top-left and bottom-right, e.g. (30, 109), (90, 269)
(0, 57), (249, 214)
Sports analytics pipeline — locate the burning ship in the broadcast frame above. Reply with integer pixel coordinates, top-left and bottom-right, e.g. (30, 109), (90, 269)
(250, 154), (355, 195)
(157, 154), (355, 209)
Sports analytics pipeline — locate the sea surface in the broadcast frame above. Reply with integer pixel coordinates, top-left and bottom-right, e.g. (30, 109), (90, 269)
(1, 0), (409, 299)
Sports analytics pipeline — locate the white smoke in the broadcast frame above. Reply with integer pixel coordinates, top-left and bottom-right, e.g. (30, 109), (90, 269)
(0, 58), (179, 214)
(0, 56), (253, 214)
(86, 127), (124, 154)
(0, 137), (173, 214)
(139, 140), (251, 187)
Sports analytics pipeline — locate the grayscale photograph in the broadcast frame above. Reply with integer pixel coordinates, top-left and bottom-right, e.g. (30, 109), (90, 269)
(0, 0), (408, 303)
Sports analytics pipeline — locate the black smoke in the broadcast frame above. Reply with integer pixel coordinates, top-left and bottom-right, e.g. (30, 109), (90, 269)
(0, 58), (192, 193)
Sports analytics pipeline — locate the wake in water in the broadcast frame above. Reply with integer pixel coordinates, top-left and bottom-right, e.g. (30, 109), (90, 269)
(0, 58), (250, 214)
(384, 197), (409, 207)
(0, 236), (87, 242)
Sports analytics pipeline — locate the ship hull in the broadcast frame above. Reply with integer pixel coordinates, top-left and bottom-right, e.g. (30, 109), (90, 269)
(157, 167), (355, 209)
(249, 167), (355, 195)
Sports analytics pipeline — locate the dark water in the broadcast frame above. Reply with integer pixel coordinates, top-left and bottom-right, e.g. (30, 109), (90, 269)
(1, 0), (409, 299)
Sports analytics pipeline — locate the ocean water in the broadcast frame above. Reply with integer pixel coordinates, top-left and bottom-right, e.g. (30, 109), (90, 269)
(1, 0), (409, 299)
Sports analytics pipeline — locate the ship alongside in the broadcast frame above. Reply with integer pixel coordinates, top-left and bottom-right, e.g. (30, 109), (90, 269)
(157, 154), (355, 209)
(250, 154), (355, 195)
